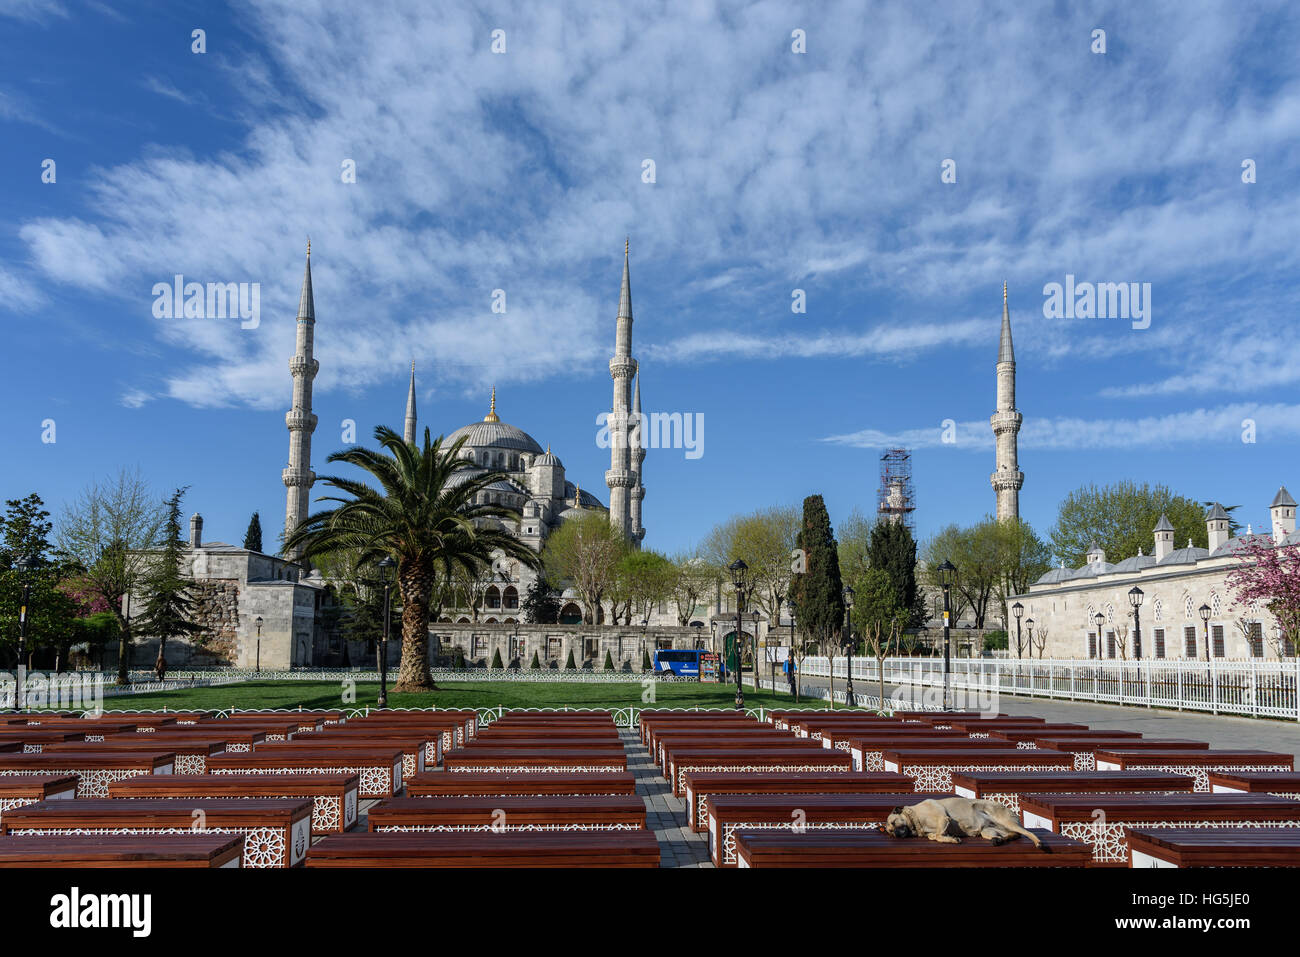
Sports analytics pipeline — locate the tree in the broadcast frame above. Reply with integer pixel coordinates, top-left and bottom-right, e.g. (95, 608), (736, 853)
(1050, 481), (1206, 567)
(866, 519), (926, 628)
(57, 469), (165, 685)
(617, 550), (676, 625)
(990, 518), (1053, 631)
(1226, 538), (1300, 659)
(564, 649), (576, 670)
(1030, 624), (1050, 658)
(852, 566), (905, 707)
(243, 512), (263, 552)
(135, 488), (203, 680)
(603, 649), (614, 670)
(789, 495), (845, 656)
(702, 505), (800, 622)
(285, 426), (539, 693)
(0, 494), (79, 670)
(490, 648), (504, 669)
(921, 521), (1000, 628)
(541, 513), (627, 625)
(530, 650), (541, 670)
(668, 554), (717, 626)
(521, 575), (561, 624)
(642, 646), (652, 670)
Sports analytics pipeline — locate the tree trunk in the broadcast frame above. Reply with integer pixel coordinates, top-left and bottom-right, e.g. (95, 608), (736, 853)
(112, 606), (132, 687)
(393, 565), (436, 693)
(155, 637), (168, 681)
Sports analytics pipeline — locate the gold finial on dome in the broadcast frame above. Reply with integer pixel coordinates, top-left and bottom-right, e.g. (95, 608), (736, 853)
(484, 386), (499, 423)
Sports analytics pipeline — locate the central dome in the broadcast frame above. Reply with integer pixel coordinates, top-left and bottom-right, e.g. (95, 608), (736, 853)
(445, 388), (545, 454)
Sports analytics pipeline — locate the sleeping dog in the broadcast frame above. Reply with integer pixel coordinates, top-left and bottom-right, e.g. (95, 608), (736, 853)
(883, 797), (1048, 851)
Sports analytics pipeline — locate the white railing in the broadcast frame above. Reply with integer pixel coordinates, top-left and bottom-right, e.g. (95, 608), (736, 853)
(99, 668), (660, 684)
(798, 656), (1300, 720)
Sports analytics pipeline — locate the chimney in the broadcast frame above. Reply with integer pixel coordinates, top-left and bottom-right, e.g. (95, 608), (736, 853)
(189, 513), (203, 549)
(1270, 486), (1296, 544)
(1153, 513), (1174, 562)
(1205, 502), (1230, 553)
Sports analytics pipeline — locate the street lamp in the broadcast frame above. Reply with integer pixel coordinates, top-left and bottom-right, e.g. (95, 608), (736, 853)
(728, 558), (748, 711)
(254, 616), (264, 673)
(1011, 601), (1024, 660)
(640, 617), (649, 673)
(936, 560), (957, 710)
(1128, 586), (1144, 660)
(1199, 603), (1211, 661)
(785, 598), (798, 697)
(1025, 618), (1035, 659)
(1094, 612), (1105, 658)
(378, 556), (396, 708)
(14, 555), (34, 709)
(842, 585), (856, 707)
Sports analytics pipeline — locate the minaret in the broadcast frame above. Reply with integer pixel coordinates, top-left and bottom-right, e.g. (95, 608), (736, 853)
(990, 281), (1023, 521)
(403, 360), (418, 445)
(605, 238), (637, 541)
(282, 242), (319, 558)
(629, 372), (646, 548)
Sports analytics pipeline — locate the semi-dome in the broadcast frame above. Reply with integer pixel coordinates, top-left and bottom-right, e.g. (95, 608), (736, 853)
(1110, 553), (1156, 573)
(1157, 543), (1210, 566)
(1034, 565), (1074, 585)
(1210, 533), (1273, 558)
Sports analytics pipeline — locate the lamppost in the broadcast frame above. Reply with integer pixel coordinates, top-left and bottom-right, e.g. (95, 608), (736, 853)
(640, 617), (648, 673)
(786, 598), (798, 697)
(1199, 603), (1211, 661)
(14, 555), (33, 709)
(841, 585), (856, 707)
(1128, 586), (1144, 660)
(728, 558), (748, 710)
(1011, 601), (1024, 659)
(254, 616), (263, 672)
(936, 560), (957, 710)
(1025, 618), (1034, 660)
(1095, 612), (1105, 658)
(378, 556), (395, 708)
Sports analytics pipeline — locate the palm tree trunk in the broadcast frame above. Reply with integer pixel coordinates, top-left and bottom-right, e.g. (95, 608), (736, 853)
(394, 566), (436, 692)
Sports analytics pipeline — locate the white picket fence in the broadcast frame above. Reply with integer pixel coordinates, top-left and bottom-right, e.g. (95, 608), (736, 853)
(799, 655), (1300, 721)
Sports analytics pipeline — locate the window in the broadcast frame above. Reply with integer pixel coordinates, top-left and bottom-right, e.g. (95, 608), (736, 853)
(473, 635), (487, 657)
(547, 637), (563, 660)
(1153, 628), (1165, 659)
(485, 586), (501, 610)
(656, 638), (673, 650)
(503, 586), (519, 610)
(584, 637), (600, 660)
(1212, 625), (1225, 658)
(1211, 594), (1222, 618)
(1248, 622), (1264, 658)
(1087, 633), (1097, 658)
(1106, 631), (1116, 658)
(1184, 596), (1194, 620)
(1183, 626), (1197, 657)
(1153, 598), (1163, 622)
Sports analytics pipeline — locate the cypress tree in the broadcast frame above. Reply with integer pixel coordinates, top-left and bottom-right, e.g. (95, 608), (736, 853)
(603, 649), (614, 670)
(243, 512), (263, 552)
(867, 519), (925, 628)
(789, 494), (845, 654)
(564, 649), (577, 670)
(530, 650), (541, 670)
(490, 648), (504, 669)
(137, 488), (203, 680)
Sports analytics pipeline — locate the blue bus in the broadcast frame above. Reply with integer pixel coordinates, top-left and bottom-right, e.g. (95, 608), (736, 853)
(654, 649), (706, 678)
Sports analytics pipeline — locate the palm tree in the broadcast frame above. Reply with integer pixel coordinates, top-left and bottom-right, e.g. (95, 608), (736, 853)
(286, 425), (539, 692)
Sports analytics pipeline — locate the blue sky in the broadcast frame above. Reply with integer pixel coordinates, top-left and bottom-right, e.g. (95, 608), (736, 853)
(2, 0), (1299, 559)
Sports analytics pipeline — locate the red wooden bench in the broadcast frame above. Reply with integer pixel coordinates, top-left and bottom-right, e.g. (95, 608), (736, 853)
(0, 834), (246, 868)
(368, 795), (647, 832)
(682, 771), (915, 831)
(107, 773), (361, 834)
(0, 751), (175, 796)
(347, 716), (470, 754)
(477, 726), (621, 740)
(894, 711), (1008, 730)
(90, 714), (181, 732)
(951, 770), (1197, 814)
(10, 721), (138, 740)
(843, 736), (1012, 772)
(406, 771), (636, 798)
(1019, 792), (1300, 866)
(882, 748), (1075, 790)
(989, 725), (1111, 748)
(704, 792), (947, 867)
(443, 749), (627, 774)
(1093, 749), (1295, 791)
(289, 730), (438, 777)
(1, 797), (314, 868)
(732, 828), (1090, 867)
(194, 717), (308, 740)
(789, 717), (904, 740)
(660, 736), (815, 778)
(107, 728), (266, 753)
(645, 721), (763, 755)
(208, 747), (405, 798)
(1036, 737), (1208, 771)
(765, 710), (893, 732)
(227, 710), (345, 727)
(1126, 827), (1300, 868)
(42, 737), (227, 774)
(944, 717), (1049, 735)
(665, 748), (854, 796)
(0, 774), (78, 828)
(640, 713), (757, 746)
(1208, 771), (1300, 801)
(307, 829), (660, 867)
(353, 711), (477, 747)
(812, 726), (961, 751)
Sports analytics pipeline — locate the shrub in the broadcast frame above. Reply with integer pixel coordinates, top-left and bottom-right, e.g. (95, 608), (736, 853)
(530, 650), (541, 670)
(564, 650), (576, 670)
(490, 648), (504, 669)
(453, 647), (466, 670)
(983, 629), (1009, 651)
(603, 650), (614, 670)
(642, 648), (652, 670)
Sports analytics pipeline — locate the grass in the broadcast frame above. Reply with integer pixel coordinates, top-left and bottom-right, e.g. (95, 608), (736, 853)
(87, 679), (821, 714)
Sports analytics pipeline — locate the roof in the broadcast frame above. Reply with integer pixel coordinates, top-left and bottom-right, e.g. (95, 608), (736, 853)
(446, 419), (545, 454)
(1205, 502), (1230, 521)
(1156, 545), (1210, 566)
(1034, 566), (1074, 585)
(1068, 561), (1114, 580)
(997, 283), (1014, 364)
(1272, 486), (1297, 508)
(1110, 553), (1157, 573)
(1210, 533), (1273, 558)
(297, 246), (314, 320)
(1153, 513), (1175, 532)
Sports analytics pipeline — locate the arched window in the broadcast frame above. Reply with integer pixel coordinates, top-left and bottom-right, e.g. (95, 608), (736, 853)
(503, 586), (519, 610)
(457, 616), (471, 624)
(1105, 603), (1114, 623)
(1153, 598), (1163, 622)
(1184, 596), (1194, 620)
(485, 586), (501, 610)
(1211, 594), (1222, 618)
(559, 602), (583, 625)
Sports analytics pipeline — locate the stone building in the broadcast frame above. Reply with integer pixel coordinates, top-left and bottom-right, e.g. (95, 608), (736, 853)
(1008, 488), (1300, 660)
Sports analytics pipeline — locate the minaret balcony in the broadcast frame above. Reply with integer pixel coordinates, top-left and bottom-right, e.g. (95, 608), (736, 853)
(605, 468), (635, 488)
(631, 486), (646, 500)
(609, 356), (638, 379)
(289, 356), (319, 377)
(285, 411), (318, 432)
(990, 470), (1024, 491)
(990, 410), (1023, 432)
(282, 466), (316, 487)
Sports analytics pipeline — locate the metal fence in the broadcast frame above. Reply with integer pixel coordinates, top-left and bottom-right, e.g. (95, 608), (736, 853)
(798, 656), (1300, 720)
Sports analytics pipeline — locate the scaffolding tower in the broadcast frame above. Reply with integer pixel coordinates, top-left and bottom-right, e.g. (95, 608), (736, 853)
(877, 448), (916, 531)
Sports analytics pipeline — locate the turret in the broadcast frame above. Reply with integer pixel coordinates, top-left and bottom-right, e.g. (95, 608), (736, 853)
(1271, 486), (1296, 544)
(1153, 513), (1174, 561)
(1206, 502), (1230, 552)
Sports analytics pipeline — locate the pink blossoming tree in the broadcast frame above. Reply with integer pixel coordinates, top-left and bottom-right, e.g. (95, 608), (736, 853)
(1226, 538), (1300, 658)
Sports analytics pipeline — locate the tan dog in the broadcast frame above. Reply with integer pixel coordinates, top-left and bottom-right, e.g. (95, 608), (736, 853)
(883, 797), (1048, 851)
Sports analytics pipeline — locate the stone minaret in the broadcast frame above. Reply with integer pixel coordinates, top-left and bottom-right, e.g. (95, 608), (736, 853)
(282, 243), (318, 558)
(629, 372), (646, 548)
(605, 239), (637, 541)
(403, 360), (418, 445)
(990, 282), (1024, 521)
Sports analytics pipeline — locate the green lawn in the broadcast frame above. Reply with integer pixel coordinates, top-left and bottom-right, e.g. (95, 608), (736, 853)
(91, 679), (820, 714)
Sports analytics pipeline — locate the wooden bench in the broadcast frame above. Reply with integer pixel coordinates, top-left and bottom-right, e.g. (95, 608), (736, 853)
(307, 830), (660, 867)
(354, 711), (476, 747)
(91, 715), (181, 732)
(0, 774), (78, 829)
(660, 736), (815, 778)
(227, 710), (345, 727)
(682, 771), (915, 831)
(1035, 737), (1208, 771)
(194, 718), (307, 740)
(348, 717), (470, 754)
(944, 717), (1049, 735)
(0, 834), (246, 868)
(765, 710), (892, 732)
(0, 752), (176, 796)
(645, 721), (762, 755)
(666, 748), (854, 797)
(406, 771), (636, 798)
(1092, 749), (1295, 791)
(1, 797), (314, 868)
(289, 730), (438, 777)
(704, 792), (947, 867)
(814, 726), (960, 751)
(990, 726), (1116, 748)
(881, 748), (1075, 791)
(1019, 792), (1300, 866)
(208, 747), (405, 798)
(732, 828), (1090, 867)
(951, 770), (1197, 815)
(1208, 772), (1300, 801)
(368, 795), (647, 832)
(640, 713), (757, 746)
(42, 737), (227, 774)
(443, 749), (627, 774)
(106, 728), (266, 753)
(1126, 827), (1300, 868)
(844, 736), (1013, 773)
(106, 773), (361, 834)
(894, 711), (1008, 730)
(790, 717), (903, 740)
(9, 721), (138, 741)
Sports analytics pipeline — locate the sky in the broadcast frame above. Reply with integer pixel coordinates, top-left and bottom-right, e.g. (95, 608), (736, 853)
(2, 0), (1299, 561)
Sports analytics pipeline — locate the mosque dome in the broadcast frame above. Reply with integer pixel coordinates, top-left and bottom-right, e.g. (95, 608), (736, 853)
(446, 388), (545, 455)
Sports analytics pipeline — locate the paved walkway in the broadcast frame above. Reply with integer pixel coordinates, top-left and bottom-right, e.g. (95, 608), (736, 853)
(621, 728), (713, 868)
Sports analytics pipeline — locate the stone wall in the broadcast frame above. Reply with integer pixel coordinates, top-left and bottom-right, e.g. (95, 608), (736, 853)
(189, 579), (240, 663)
(428, 622), (710, 670)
